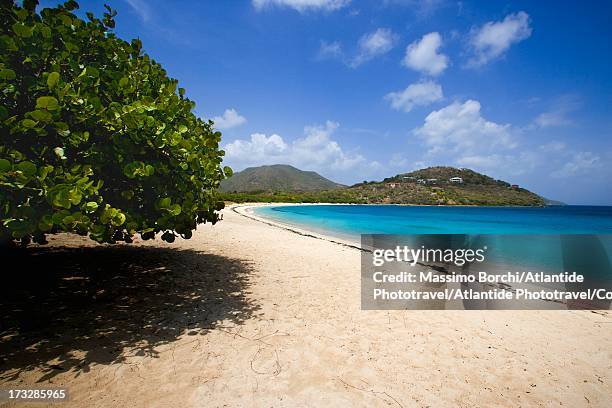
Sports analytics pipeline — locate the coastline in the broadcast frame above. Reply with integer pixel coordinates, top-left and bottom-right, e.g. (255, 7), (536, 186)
(0, 207), (610, 406)
(231, 203), (363, 250)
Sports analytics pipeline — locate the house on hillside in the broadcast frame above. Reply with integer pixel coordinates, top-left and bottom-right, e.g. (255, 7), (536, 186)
(417, 179), (426, 184)
(449, 177), (463, 183)
(426, 178), (437, 184)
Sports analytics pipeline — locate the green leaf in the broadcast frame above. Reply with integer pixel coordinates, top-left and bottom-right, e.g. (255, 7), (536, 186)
(15, 8), (28, 21)
(12, 23), (33, 38)
(86, 66), (99, 78)
(57, 128), (70, 137)
(54, 122), (69, 131)
(53, 147), (66, 159)
(223, 166), (233, 177)
(111, 212), (126, 226)
(36, 96), (60, 111)
(169, 204), (182, 216)
(16, 161), (37, 177)
(40, 25), (51, 38)
(59, 14), (72, 26)
(52, 210), (69, 224)
(62, 215), (75, 225)
(22, 119), (37, 129)
(100, 207), (113, 224)
(39, 165), (53, 179)
(38, 215), (54, 232)
(159, 197), (171, 209)
(119, 77), (129, 87)
(47, 189), (72, 209)
(0, 159), (11, 173)
(47, 72), (60, 89)
(68, 189), (83, 205)
(6, 219), (31, 239)
(89, 97), (102, 111)
(0, 69), (16, 81)
(27, 110), (52, 122)
(123, 161), (146, 178)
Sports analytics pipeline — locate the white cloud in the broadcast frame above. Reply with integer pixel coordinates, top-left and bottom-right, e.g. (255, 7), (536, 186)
(402, 32), (448, 76)
(533, 95), (581, 128)
(456, 152), (537, 176)
(224, 121), (368, 174)
(125, 0), (152, 21)
(317, 40), (343, 60)
(224, 133), (288, 164)
(413, 99), (515, 155)
(385, 81), (443, 112)
(534, 111), (572, 128)
(552, 152), (601, 178)
(468, 11), (532, 66)
(252, 0), (350, 12)
(212, 108), (247, 130)
(350, 28), (397, 67)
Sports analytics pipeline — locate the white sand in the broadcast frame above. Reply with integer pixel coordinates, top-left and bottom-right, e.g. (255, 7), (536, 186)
(1, 205), (611, 407)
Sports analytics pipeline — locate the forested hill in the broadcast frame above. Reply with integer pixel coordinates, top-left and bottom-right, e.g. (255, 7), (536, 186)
(220, 164), (345, 192)
(349, 166), (545, 206)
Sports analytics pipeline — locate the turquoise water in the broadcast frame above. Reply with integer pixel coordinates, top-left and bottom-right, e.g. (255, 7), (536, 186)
(254, 205), (612, 280)
(254, 205), (612, 237)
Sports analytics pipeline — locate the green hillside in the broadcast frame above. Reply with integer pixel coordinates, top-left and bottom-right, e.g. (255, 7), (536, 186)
(221, 166), (545, 206)
(220, 164), (345, 192)
(351, 166), (545, 206)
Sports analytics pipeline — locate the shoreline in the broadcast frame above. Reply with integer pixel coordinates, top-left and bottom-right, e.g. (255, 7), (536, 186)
(231, 203), (363, 251)
(225, 201), (554, 208)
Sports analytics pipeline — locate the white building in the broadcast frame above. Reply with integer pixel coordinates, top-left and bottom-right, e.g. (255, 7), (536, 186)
(449, 177), (463, 183)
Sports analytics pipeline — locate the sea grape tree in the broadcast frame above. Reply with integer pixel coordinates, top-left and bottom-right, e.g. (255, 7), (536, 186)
(0, 1), (231, 246)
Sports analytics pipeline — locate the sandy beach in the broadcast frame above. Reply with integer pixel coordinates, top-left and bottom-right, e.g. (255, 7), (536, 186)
(1, 204), (611, 407)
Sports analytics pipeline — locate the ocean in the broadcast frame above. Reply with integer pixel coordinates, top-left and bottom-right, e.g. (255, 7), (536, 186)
(253, 205), (612, 280)
(253, 204), (612, 237)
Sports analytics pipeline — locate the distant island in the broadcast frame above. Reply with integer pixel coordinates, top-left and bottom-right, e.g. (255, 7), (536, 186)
(220, 165), (547, 206)
(542, 197), (567, 206)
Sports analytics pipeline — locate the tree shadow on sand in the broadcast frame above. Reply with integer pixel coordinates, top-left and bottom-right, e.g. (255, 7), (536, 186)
(0, 244), (260, 382)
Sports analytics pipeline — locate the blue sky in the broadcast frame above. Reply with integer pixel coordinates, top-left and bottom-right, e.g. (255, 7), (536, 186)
(40, 0), (612, 204)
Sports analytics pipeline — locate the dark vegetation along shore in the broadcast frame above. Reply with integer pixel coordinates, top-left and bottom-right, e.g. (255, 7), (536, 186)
(220, 165), (546, 206)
